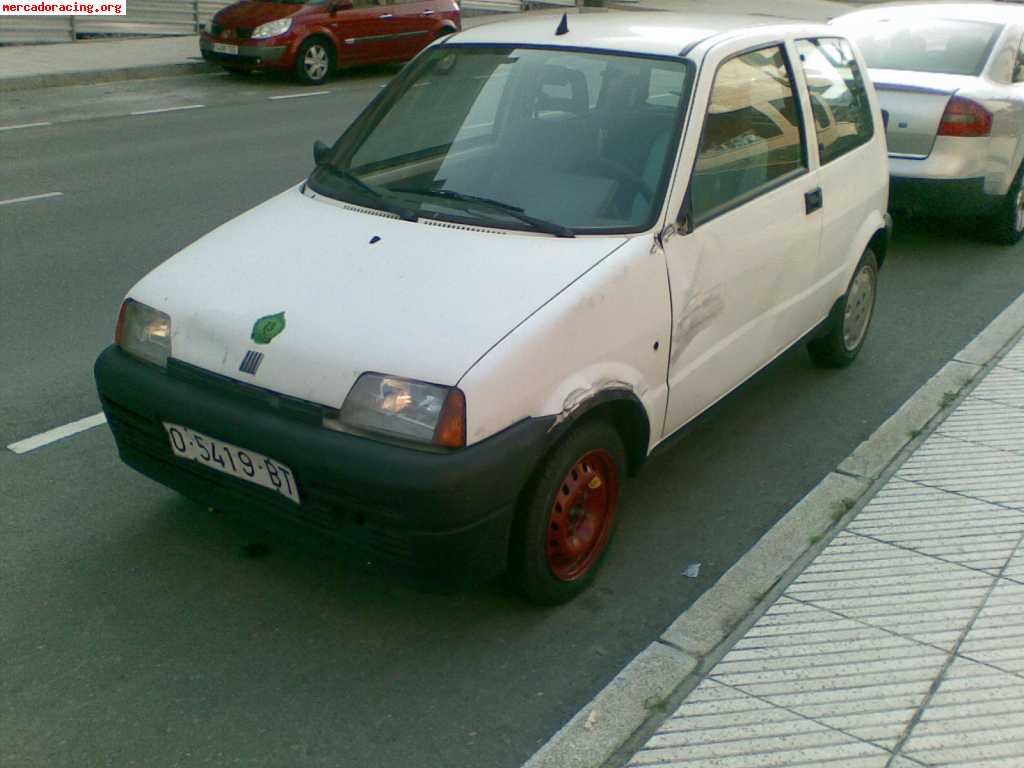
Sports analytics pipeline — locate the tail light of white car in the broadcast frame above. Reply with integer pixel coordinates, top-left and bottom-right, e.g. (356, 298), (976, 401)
(938, 96), (993, 138)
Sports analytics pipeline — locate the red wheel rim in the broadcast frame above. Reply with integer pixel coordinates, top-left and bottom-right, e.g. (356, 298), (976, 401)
(545, 448), (619, 582)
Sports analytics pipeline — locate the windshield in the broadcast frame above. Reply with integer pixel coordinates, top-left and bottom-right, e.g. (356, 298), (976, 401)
(847, 18), (1002, 76)
(308, 45), (693, 235)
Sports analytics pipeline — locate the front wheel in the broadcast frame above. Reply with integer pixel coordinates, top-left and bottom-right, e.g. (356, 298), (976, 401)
(808, 249), (878, 368)
(293, 38), (334, 85)
(990, 164), (1024, 245)
(509, 420), (625, 605)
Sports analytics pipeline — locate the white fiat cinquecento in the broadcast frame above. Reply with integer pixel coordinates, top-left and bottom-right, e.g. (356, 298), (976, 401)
(96, 12), (891, 604)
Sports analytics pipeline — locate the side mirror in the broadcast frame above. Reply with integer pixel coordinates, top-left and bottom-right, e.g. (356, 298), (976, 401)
(313, 139), (329, 166)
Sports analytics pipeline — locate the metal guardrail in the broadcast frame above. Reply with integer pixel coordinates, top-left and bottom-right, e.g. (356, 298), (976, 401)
(0, 1), (231, 44)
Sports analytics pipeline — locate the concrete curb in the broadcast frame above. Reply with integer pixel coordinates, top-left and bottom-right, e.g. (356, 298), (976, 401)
(522, 291), (1024, 768)
(0, 61), (216, 92)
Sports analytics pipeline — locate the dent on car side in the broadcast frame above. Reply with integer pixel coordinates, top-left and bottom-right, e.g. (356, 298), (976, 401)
(458, 234), (671, 451)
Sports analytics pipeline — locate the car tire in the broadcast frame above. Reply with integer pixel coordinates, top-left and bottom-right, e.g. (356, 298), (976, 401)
(509, 419), (626, 605)
(990, 163), (1024, 245)
(294, 37), (334, 85)
(808, 249), (878, 369)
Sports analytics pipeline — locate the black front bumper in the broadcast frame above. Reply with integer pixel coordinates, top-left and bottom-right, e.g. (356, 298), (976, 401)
(890, 176), (1000, 217)
(95, 346), (554, 583)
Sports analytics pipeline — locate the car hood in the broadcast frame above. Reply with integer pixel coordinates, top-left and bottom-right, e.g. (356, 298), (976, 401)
(213, 0), (305, 29)
(128, 185), (626, 409)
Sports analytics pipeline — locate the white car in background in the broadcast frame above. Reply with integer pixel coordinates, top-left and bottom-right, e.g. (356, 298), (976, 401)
(834, 3), (1024, 243)
(94, 13), (890, 604)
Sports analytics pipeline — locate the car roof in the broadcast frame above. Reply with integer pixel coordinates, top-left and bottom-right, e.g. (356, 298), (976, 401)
(447, 12), (831, 58)
(835, 2), (1024, 26)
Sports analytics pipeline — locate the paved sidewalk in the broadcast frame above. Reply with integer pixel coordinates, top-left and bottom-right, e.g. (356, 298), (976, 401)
(626, 335), (1024, 767)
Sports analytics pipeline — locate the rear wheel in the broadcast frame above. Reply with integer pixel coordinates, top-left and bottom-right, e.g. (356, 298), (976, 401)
(808, 249), (878, 368)
(990, 164), (1024, 245)
(509, 420), (625, 605)
(294, 37), (333, 85)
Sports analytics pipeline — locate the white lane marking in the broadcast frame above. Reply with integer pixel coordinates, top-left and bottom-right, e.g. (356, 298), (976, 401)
(0, 191), (63, 207)
(269, 90), (330, 100)
(0, 121), (52, 132)
(7, 412), (107, 455)
(130, 104), (206, 116)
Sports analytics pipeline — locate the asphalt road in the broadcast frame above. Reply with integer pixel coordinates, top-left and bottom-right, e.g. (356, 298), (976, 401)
(3, 69), (1024, 768)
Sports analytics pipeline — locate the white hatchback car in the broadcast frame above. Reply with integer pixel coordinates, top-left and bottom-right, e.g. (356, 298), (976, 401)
(95, 13), (891, 604)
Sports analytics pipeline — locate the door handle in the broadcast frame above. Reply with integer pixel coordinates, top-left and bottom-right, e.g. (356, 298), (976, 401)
(804, 187), (823, 214)
(421, 9), (434, 14)
(378, 13), (394, 18)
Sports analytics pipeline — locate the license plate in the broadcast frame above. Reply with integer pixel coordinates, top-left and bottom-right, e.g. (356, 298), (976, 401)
(164, 423), (300, 504)
(213, 42), (238, 55)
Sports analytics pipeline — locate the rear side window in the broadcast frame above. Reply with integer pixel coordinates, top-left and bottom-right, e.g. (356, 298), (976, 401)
(796, 38), (874, 165)
(690, 45), (806, 223)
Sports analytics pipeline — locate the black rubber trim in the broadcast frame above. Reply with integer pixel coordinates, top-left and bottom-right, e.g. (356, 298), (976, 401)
(94, 345), (556, 581)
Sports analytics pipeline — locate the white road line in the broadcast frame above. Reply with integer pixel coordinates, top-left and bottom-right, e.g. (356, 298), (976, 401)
(7, 412), (107, 455)
(130, 104), (206, 116)
(0, 191), (63, 207)
(0, 121), (52, 132)
(269, 90), (330, 100)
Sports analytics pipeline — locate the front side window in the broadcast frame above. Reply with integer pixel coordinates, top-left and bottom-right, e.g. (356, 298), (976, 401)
(797, 38), (874, 165)
(847, 18), (1002, 76)
(308, 46), (693, 234)
(690, 45), (806, 224)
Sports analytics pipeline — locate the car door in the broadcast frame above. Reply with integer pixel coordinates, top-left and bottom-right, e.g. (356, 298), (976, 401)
(330, 0), (396, 65)
(661, 41), (823, 437)
(386, 0), (438, 60)
(794, 36), (885, 317)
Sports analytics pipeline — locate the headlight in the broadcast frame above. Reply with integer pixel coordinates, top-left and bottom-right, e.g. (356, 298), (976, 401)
(331, 373), (466, 448)
(251, 18), (292, 39)
(115, 299), (171, 367)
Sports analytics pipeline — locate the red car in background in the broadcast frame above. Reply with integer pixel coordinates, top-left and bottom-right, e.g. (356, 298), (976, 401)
(200, 0), (461, 84)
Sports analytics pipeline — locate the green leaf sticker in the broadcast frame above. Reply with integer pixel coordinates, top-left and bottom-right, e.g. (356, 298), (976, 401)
(251, 311), (286, 345)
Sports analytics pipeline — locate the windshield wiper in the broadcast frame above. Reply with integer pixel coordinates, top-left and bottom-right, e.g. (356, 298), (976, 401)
(316, 165), (419, 222)
(391, 186), (574, 238)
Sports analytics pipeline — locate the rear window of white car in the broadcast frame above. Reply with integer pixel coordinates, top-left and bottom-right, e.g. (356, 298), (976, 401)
(796, 38), (874, 165)
(849, 18), (1002, 76)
